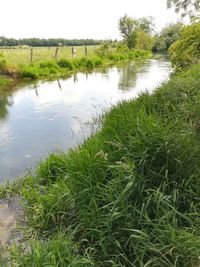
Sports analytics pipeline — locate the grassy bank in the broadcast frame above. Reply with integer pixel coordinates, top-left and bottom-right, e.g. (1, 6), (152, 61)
(2, 63), (200, 266)
(0, 49), (152, 90)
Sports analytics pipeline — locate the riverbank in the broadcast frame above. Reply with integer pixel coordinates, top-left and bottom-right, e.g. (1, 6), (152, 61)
(1, 63), (200, 266)
(0, 50), (152, 90)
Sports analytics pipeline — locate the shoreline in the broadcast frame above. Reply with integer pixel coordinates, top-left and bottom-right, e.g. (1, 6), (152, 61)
(0, 50), (152, 91)
(1, 62), (200, 265)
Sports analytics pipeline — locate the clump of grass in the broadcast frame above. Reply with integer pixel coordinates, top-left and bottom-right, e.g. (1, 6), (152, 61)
(9, 233), (95, 266)
(57, 58), (74, 70)
(5, 64), (200, 266)
(20, 66), (39, 79)
(0, 53), (7, 71)
(0, 75), (14, 88)
(39, 60), (58, 69)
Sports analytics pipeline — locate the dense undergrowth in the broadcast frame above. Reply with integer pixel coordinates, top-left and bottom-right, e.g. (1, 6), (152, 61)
(0, 50), (151, 87)
(2, 64), (200, 266)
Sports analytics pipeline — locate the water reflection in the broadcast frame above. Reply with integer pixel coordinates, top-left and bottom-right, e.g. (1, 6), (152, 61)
(0, 58), (171, 181)
(0, 93), (13, 120)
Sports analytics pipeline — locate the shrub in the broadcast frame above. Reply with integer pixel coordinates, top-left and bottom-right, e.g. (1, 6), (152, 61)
(39, 60), (58, 69)
(93, 57), (103, 67)
(77, 57), (88, 67)
(169, 22), (200, 69)
(85, 59), (95, 68)
(57, 59), (74, 70)
(20, 66), (39, 79)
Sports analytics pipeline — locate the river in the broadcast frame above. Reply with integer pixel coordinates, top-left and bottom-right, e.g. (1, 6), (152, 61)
(0, 58), (172, 181)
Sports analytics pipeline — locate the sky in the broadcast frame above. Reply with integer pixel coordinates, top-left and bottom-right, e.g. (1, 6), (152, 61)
(1, 0), (181, 39)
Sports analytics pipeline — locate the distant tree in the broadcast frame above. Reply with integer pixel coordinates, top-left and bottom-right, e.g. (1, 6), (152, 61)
(152, 22), (183, 52)
(0, 37), (102, 47)
(167, 0), (200, 20)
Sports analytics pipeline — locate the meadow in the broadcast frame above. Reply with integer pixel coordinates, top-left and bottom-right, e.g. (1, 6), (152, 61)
(1, 63), (200, 266)
(0, 46), (98, 66)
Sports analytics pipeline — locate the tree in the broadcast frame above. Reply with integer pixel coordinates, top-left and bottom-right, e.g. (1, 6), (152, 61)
(119, 15), (139, 49)
(137, 17), (155, 34)
(152, 22), (183, 52)
(136, 30), (154, 51)
(167, 0), (200, 20)
(119, 15), (155, 49)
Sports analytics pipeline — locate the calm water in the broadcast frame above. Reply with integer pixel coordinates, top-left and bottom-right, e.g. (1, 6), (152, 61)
(0, 58), (172, 181)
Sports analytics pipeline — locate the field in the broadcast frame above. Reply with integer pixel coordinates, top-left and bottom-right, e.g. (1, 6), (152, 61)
(0, 46), (98, 66)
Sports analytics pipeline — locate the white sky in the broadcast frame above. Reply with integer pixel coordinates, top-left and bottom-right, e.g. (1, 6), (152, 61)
(1, 0), (181, 39)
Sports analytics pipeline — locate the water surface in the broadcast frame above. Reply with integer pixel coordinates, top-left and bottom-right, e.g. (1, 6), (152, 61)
(0, 58), (172, 181)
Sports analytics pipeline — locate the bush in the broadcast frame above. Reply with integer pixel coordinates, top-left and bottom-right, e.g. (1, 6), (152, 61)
(20, 66), (39, 79)
(39, 60), (58, 69)
(85, 59), (95, 68)
(57, 59), (74, 70)
(169, 22), (200, 69)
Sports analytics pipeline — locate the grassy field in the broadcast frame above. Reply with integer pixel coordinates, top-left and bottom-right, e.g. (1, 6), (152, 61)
(0, 46), (98, 66)
(1, 64), (200, 266)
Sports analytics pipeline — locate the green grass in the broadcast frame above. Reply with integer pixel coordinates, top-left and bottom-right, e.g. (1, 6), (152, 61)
(0, 75), (14, 89)
(1, 64), (200, 266)
(0, 46), (98, 66)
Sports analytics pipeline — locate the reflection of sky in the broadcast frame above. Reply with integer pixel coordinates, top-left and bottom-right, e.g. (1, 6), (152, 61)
(0, 59), (172, 181)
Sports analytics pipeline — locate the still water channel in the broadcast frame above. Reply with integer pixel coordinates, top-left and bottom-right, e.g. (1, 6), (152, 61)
(0, 58), (172, 181)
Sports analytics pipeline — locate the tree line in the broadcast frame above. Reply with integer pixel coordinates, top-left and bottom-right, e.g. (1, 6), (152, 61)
(0, 37), (102, 47)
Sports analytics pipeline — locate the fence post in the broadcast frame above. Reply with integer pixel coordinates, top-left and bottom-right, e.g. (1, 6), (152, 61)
(84, 46), (88, 56)
(55, 47), (59, 61)
(30, 48), (33, 64)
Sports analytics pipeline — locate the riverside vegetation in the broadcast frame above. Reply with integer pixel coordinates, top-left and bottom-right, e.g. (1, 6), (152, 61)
(1, 61), (200, 266)
(0, 46), (152, 90)
(1, 14), (200, 267)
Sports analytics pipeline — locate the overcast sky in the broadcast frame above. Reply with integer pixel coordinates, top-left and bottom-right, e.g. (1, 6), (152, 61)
(1, 0), (181, 39)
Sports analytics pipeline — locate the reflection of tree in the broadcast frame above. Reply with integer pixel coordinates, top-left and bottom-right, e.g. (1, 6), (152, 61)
(0, 93), (13, 119)
(118, 60), (151, 91)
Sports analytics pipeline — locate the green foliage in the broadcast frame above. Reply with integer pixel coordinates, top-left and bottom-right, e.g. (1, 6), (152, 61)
(137, 16), (155, 34)
(0, 76), (13, 88)
(118, 15), (139, 49)
(119, 15), (155, 50)
(95, 41), (110, 57)
(0, 37), (101, 47)
(5, 64), (200, 266)
(57, 58), (75, 70)
(152, 22), (183, 53)
(9, 233), (95, 266)
(20, 66), (39, 79)
(0, 53), (6, 71)
(116, 43), (129, 52)
(136, 30), (154, 51)
(85, 59), (95, 68)
(169, 22), (200, 68)
(167, 0), (200, 20)
(39, 60), (58, 69)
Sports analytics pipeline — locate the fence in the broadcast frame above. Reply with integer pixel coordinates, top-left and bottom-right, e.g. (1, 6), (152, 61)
(0, 46), (98, 66)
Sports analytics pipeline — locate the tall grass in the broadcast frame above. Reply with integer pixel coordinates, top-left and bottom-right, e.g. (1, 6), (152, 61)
(3, 59), (200, 267)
